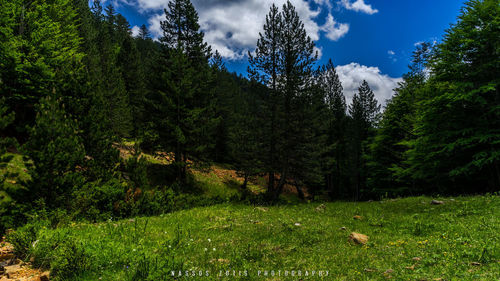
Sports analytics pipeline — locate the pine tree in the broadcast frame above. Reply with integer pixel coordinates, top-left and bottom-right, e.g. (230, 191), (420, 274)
(366, 43), (431, 198)
(248, 3), (282, 194)
(23, 91), (86, 208)
(319, 59), (349, 198)
(138, 24), (150, 40)
(349, 80), (380, 200)
(248, 1), (321, 200)
(153, 0), (217, 184)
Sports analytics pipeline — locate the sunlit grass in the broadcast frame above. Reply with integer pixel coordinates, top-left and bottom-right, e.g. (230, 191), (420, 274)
(32, 195), (500, 280)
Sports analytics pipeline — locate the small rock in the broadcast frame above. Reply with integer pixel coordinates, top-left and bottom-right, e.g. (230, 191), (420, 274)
(210, 259), (230, 264)
(405, 264), (415, 270)
(412, 257), (422, 261)
(431, 200), (444, 205)
(294, 223), (301, 226)
(4, 264), (21, 278)
(349, 232), (369, 245)
(339, 226), (347, 231)
(315, 204), (326, 212)
(364, 268), (377, 272)
(353, 215), (363, 220)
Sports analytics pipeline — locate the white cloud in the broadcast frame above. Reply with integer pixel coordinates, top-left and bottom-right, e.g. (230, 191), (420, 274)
(336, 63), (402, 105)
(131, 25), (141, 37)
(387, 50), (395, 55)
(339, 0), (378, 15)
(320, 13), (349, 41)
(148, 13), (164, 39)
(134, 0), (339, 59)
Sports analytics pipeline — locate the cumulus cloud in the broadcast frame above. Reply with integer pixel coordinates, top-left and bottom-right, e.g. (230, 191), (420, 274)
(336, 63), (402, 105)
(339, 0), (378, 15)
(387, 50), (395, 55)
(133, 0), (344, 59)
(320, 13), (349, 41)
(131, 25), (141, 37)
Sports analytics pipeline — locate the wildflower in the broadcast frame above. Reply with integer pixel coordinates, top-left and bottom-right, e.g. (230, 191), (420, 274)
(208, 238), (211, 242)
(213, 248), (216, 251)
(204, 248), (208, 251)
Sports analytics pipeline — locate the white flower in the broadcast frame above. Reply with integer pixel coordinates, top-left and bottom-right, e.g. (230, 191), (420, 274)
(213, 248), (216, 251)
(204, 248), (208, 251)
(208, 238), (211, 242)
(133, 249), (136, 252)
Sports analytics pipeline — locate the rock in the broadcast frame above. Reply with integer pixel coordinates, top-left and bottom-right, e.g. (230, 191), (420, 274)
(353, 215), (363, 220)
(412, 257), (422, 261)
(315, 204), (326, 212)
(294, 223), (301, 226)
(431, 200), (444, 205)
(349, 232), (369, 245)
(364, 268), (377, 272)
(4, 264), (21, 278)
(210, 259), (230, 264)
(339, 227), (347, 231)
(405, 264), (415, 270)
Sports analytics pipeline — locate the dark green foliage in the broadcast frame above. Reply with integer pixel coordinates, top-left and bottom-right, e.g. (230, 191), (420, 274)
(247, 1), (323, 200)
(150, 0), (217, 184)
(367, 43), (431, 198)
(23, 92), (86, 208)
(349, 80), (381, 200)
(405, 0), (500, 194)
(319, 60), (349, 198)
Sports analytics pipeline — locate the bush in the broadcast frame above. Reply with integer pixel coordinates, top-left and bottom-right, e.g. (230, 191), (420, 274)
(72, 178), (127, 221)
(6, 219), (48, 259)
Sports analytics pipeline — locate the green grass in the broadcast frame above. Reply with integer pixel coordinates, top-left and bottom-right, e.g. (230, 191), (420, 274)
(29, 195), (500, 280)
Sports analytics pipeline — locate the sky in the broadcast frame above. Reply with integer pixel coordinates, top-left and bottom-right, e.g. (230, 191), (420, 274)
(99, 0), (467, 105)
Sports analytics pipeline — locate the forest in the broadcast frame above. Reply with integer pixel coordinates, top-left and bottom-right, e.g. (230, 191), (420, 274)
(0, 0), (499, 280)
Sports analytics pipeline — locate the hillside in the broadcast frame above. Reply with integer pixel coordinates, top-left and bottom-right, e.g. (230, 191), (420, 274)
(5, 195), (499, 280)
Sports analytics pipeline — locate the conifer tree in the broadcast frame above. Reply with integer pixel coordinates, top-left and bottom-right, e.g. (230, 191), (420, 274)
(153, 0), (217, 183)
(349, 80), (380, 200)
(319, 59), (348, 198)
(248, 3), (282, 194)
(23, 91), (85, 208)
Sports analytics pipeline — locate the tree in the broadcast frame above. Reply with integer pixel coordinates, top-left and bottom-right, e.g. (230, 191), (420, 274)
(23, 91), (85, 208)
(349, 80), (380, 200)
(406, 0), (500, 193)
(248, 1), (321, 200)
(152, 0), (217, 184)
(248, 3), (282, 194)
(138, 24), (150, 40)
(319, 59), (349, 198)
(366, 43), (431, 198)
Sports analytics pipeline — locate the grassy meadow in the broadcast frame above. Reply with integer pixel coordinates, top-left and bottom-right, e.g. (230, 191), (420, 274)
(15, 195), (500, 280)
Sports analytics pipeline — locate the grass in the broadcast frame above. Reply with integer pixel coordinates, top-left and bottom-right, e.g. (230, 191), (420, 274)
(28, 195), (500, 280)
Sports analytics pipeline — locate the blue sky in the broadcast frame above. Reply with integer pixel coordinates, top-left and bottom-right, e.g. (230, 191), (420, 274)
(102, 0), (466, 104)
